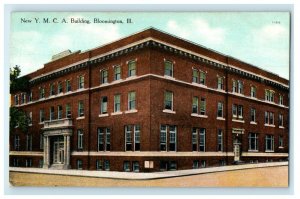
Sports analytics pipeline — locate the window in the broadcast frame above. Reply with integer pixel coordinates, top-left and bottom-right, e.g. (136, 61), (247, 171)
(66, 80), (71, 92)
(14, 135), (20, 150)
(128, 91), (136, 110)
(232, 104), (237, 117)
(265, 135), (274, 151)
(77, 160), (83, 170)
(279, 95), (283, 105)
(40, 134), (43, 149)
(270, 112), (274, 125)
(248, 133), (258, 151)
(14, 95), (19, 105)
(98, 128), (110, 151)
(40, 109), (45, 123)
(78, 75), (84, 89)
(193, 160), (199, 169)
(13, 158), (19, 167)
(249, 108), (255, 123)
(50, 83), (55, 96)
(104, 160), (110, 171)
(58, 105), (63, 119)
(96, 160), (103, 170)
(192, 128), (206, 152)
(78, 101), (84, 117)
(160, 125), (177, 151)
(232, 80), (237, 93)
(251, 86), (256, 98)
(28, 91), (32, 102)
(169, 161), (177, 171)
(192, 69), (198, 83)
(28, 112), (32, 125)
(25, 159), (32, 167)
(265, 111), (269, 124)
(101, 70), (108, 84)
(58, 81), (63, 93)
(39, 159), (43, 168)
(21, 93), (26, 104)
(217, 129), (223, 151)
(217, 102), (224, 118)
(100, 96), (108, 114)
(128, 60), (136, 77)
(238, 105), (243, 119)
(77, 129), (83, 149)
(200, 71), (206, 85)
(50, 106), (55, 121)
(279, 136), (283, 147)
(237, 80), (243, 94)
(200, 98), (206, 115)
(114, 65), (121, 80)
(66, 103), (71, 118)
(114, 94), (121, 112)
(123, 161), (130, 172)
(265, 90), (275, 102)
(192, 96), (198, 114)
(133, 161), (139, 172)
(265, 111), (274, 125)
(164, 91), (173, 110)
(164, 60), (173, 77)
(26, 134), (32, 151)
(39, 87), (45, 99)
(200, 160), (206, 168)
(279, 114), (284, 127)
(124, 125), (140, 151)
(217, 77), (224, 90)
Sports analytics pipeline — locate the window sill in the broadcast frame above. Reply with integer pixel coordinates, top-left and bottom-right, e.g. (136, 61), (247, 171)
(77, 88), (85, 91)
(232, 119), (245, 123)
(279, 146), (284, 149)
(98, 113), (109, 117)
(248, 150), (259, 152)
(125, 109), (138, 114)
(216, 117), (225, 121)
(250, 121), (257, 125)
(113, 79), (123, 83)
(100, 83), (109, 87)
(76, 116), (85, 120)
(265, 150), (274, 153)
(264, 124), (275, 127)
(111, 112), (123, 116)
(164, 75), (175, 80)
(279, 126), (285, 129)
(39, 122), (44, 125)
(163, 109), (176, 114)
(191, 113), (208, 118)
(126, 76), (137, 80)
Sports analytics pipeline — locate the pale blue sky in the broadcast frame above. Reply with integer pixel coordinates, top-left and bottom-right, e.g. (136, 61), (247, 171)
(10, 12), (290, 79)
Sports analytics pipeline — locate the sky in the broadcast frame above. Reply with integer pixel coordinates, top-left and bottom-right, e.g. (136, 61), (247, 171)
(10, 12), (290, 79)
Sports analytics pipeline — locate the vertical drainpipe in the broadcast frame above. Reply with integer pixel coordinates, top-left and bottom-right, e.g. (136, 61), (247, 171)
(225, 57), (230, 165)
(87, 52), (91, 170)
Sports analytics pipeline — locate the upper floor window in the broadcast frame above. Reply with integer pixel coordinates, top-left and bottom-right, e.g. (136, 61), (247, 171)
(14, 95), (19, 105)
(21, 93), (26, 104)
(251, 108), (256, 123)
(114, 65), (121, 80)
(26, 134), (32, 151)
(100, 96), (108, 114)
(50, 83), (55, 96)
(279, 136), (283, 147)
(14, 135), (20, 150)
(125, 124), (140, 151)
(164, 60), (173, 77)
(279, 95), (283, 105)
(58, 81), (63, 93)
(58, 105), (63, 119)
(39, 109), (45, 123)
(78, 75), (84, 89)
(66, 103), (72, 118)
(78, 101), (84, 117)
(128, 60), (136, 77)
(164, 91), (173, 110)
(114, 94), (121, 112)
(265, 135), (274, 152)
(217, 129), (223, 151)
(101, 70), (108, 84)
(28, 112), (32, 125)
(217, 77), (224, 90)
(250, 86), (256, 98)
(160, 125), (177, 151)
(279, 114), (284, 127)
(192, 96), (198, 114)
(39, 87), (45, 99)
(192, 127), (205, 152)
(50, 106), (55, 121)
(66, 80), (72, 92)
(265, 111), (274, 125)
(98, 127), (110, 151)
(28, 91), (32, 102)
(248, 133), (258, 151)
(232, 80), (237, 93)
(232, 104), (243, 119)
(217, 102), (224, 118)
(192, 69), (198, 83)
(237, 80), (243, 94)
(77, 129), (83, 150)
(200, 98), (206, 115)
(265, 89), (275, 102)
(200, 71), (206, 85)
(128, 91), (136, 110)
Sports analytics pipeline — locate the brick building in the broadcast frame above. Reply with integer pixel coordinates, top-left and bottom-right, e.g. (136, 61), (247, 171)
(10, 28), (289, 172)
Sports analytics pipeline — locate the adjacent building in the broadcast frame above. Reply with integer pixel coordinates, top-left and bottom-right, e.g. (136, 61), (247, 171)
(10, 28), (289, 172)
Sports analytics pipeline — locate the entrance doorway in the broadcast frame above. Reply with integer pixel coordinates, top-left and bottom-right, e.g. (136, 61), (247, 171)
(53, 137), (64, 164)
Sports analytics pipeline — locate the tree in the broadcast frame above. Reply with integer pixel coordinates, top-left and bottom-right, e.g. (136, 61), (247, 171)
(10, 65), (31, 133)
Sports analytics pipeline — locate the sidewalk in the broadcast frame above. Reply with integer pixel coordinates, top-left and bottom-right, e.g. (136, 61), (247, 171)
(9, 161), (288, 180)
